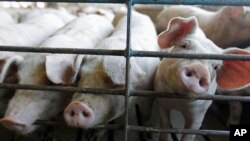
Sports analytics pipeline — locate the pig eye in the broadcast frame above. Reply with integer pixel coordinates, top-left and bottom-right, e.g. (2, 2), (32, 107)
(178, 41), (189, 49)
(179, 44), (187, 49)
(213, 65), (219, 70)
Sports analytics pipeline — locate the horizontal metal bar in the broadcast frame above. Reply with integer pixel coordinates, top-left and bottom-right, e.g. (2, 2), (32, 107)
(0, 46), (124, 56)
(0, 83), (124, 96)
(34, 120), (123, 130)
(131, 51), (250, 61)
(1, 0), (250, 6)
(1, 46), (250, 61)
(34, 121), (229, 136)
(131, 90), (250, 102)
(0, 84), (249, 102)
(129, 125), (229, 136)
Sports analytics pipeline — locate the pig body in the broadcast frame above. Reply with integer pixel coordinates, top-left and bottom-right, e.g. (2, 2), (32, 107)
(0, 14), (114, 134)
(155, 16), (250, 141)
(64, 11), (160, 133)
(156, 5), (250, 48)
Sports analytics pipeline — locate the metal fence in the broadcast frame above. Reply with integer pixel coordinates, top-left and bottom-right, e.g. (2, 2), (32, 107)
(1, 0), (250, 141)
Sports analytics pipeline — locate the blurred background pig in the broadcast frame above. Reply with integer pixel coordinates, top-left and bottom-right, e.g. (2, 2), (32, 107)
(156, 5), (250, 48)
(0, 10), (17, 25)
(0, 13), (114, 135)
(154, 16), (250, 141)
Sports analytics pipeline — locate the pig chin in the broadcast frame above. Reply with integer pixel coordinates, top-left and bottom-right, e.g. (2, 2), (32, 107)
(0, 117), (38, 134)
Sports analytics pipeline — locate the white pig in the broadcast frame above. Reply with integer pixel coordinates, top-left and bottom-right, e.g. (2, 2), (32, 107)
(156, 5), (250, 48)
(20, 8), (76, 24)
(0, 13), (65, 116)
(0, 14), (114, 134)
(0, 10), (16, 25)
(155, 16), (250, 141)
(63, 11), (160, 133)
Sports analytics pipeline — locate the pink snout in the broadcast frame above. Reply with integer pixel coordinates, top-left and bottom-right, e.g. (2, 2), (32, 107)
(0, 118), (33, 134)
(64, 101), (95, 128)
(180, 63), (210, 94)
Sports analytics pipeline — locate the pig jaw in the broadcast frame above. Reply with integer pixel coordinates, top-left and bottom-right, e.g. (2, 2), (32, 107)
(1, 89), (71, 134)
(0, 118), (37, 134)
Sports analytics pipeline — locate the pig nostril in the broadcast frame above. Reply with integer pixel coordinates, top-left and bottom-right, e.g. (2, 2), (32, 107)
(82, 111), (89, 117)
(199, 79), (208, 88)
(70, 111), (75, 117)
(186, 71), (192, 77)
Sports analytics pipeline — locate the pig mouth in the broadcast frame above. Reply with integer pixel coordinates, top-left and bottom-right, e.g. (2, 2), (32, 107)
(0, 118), (36, 134)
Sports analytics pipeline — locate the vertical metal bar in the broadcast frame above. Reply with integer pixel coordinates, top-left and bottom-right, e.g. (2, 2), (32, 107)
(124, 0), (133, 141)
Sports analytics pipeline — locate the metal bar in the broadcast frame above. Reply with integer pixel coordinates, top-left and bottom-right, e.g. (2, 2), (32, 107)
(1, 0), (250, 6)
(131, 51), (250, 61)
(34, 120), (123, 130)
(34, 121), (229, 137)
(1, 46), (250, 61)
(0, 46), (124, 56)
(124, 0), (133, 141)
(131, 90), (250, 102)
(0, 83), (124, 95)
(128, 125), (230, 136)
(0, 84), (250, 102)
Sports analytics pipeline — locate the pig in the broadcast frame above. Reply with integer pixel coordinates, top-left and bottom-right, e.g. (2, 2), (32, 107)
(63, 11), (160, 132)
(154, 16), (250, 141)
(76, 6), (115, 22)
(0, 13), (114, 134)
(19, 8), (76, 23)
(0, 10), (17, 25)
(133, 4), (164, 24)
(0, 13), (65, 116)
(156, 5), (250, 48)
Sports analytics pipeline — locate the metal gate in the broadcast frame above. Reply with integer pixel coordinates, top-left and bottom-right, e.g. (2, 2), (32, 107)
(1, 0), (250, 141)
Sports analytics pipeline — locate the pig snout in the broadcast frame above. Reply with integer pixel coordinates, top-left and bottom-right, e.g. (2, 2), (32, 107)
(64, 101), (95, 128)
(179, 63), (210, 94)
(0, 117), (35, 134)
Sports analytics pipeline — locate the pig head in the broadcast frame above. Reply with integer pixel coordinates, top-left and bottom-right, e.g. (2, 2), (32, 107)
(155, 16), (250, 141)
(0, 52), (23, 116)
(0, 54), (81, 134)
(61, 55), (152, 128)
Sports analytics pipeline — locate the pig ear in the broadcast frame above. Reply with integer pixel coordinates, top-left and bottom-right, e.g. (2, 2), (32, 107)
(158, 16), (198, 49)
(0, 55), (23, 83)
(220, 6), (245, 19)
(217, 48), (250, 90)
(45, 54), (84, 85)
(103, 56), (146, 85)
